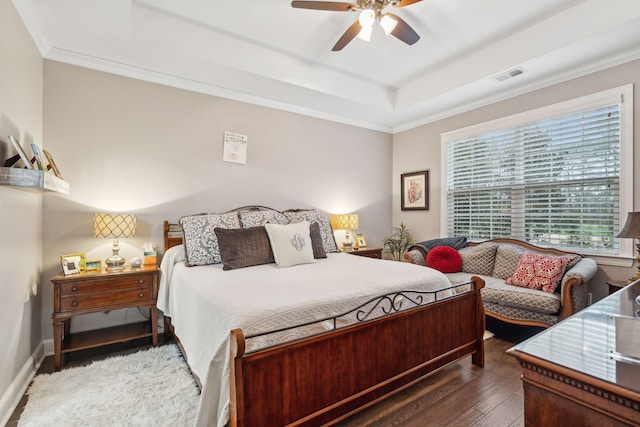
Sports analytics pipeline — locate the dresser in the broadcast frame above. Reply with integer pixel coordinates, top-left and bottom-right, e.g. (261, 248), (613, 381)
(508, 281), (640, 426)
(50, 266), (159, 370)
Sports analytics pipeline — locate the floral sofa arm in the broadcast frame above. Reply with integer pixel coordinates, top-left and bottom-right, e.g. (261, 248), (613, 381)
(558, 257), (597, 320)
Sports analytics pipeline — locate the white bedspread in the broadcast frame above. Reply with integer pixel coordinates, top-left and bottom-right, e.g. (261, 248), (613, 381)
(158, 245), (452, 427)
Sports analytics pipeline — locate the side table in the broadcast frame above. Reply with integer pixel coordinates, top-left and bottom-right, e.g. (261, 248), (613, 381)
(50, 265), (159, 370)
(342, 247), (383, 259)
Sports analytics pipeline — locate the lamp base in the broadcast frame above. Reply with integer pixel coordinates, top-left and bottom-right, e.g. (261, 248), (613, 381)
(105, 238), (126, 272)
(105, 254), (125, 272)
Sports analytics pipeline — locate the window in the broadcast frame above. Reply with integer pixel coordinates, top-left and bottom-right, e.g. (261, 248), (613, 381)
(442, 85), (633, 258)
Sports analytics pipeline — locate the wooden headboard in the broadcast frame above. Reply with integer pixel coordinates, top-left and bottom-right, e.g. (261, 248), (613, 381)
(164, 221), (183, 251)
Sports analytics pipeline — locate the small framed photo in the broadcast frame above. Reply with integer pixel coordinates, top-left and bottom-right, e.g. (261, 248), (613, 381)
(61, 255), (82, 275)
(43, 149), (63, 179)
(85, 259), (102, 271)
(222, 131), (248, 164)
(355, 233), (367, 248)
(61, 253), (86, 272)
(8, 135), (34, 169)
(401, 170), (429, 211)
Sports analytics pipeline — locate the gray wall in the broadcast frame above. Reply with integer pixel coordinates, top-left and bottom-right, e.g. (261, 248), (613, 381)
(41, 61), (393, 336)
(393, 59), (640, 302)
(0, 0), (44, 419)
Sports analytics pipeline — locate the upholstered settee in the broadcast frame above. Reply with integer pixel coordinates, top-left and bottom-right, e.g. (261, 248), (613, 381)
(404, 238), (598, 328)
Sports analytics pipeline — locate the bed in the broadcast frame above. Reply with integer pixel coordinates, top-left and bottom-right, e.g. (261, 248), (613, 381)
(158, 206), (485, 427)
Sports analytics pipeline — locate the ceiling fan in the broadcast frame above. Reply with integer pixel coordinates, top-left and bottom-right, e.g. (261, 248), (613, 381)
(291, 0), (422, 51)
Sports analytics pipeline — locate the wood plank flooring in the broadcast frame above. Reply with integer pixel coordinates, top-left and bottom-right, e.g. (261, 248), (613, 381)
(7, 318), (541, 426)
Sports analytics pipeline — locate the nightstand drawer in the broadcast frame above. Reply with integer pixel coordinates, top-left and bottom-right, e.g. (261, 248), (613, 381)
(61, 287), (153, 311)
(60, 274), (154, 295)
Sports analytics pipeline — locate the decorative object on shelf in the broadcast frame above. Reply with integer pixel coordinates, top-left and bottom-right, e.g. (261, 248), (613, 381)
(130, 257), (142, 268)
(223, 131), (248, 164)
(30, 143), (45, 170)
(94, 212), (137, 272)
(355, 233), (367, 248)
(43, 149), (63, 178)
(4, 135), (33, 169)
(331, 213), (359, 249)
(383, 223), (414, 261)
(401, 170), (429, 210)
(61, 255), (82, 275)
(616, 211), (640, 279)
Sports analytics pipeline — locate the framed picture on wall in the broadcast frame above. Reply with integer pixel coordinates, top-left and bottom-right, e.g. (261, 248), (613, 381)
(401, 170), (429, 211)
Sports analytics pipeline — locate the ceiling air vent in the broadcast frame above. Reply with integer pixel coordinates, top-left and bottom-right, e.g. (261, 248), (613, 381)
(492, 67), (526, 82)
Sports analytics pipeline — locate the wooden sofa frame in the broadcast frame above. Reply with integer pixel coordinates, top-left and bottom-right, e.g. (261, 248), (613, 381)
(163, 216), (485, 426)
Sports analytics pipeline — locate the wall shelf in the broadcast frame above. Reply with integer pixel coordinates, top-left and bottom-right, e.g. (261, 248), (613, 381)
(0, 166), (69, 194)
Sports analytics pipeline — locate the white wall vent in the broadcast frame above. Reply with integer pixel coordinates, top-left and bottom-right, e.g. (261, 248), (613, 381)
(491, 67), (526, 82)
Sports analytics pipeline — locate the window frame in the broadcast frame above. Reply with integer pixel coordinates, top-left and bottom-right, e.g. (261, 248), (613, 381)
(440, 84), (634, 265)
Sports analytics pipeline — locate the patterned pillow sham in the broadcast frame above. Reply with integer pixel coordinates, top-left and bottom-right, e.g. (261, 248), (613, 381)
(283, 209), (339, 253)
(180, 212), (241, 266)
(214, 226), (274, 270)
(238, 210), (289, 228)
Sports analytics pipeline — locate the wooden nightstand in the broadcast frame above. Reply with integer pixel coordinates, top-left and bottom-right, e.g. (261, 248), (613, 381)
(342, 247), (383, 259)
(50, 265), (159, 370)
(606, 279), (630, 295)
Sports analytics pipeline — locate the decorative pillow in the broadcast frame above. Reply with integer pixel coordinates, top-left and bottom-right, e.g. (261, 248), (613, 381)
(283, 209), (339, 253)
(180, 212), (241, 266)
(491, 244), (525, 280)
(239, 210), (289, 228)
(458, 243), (498, 276)
(265, 221), (315, 267)
(309, 222), (327, 259)
(214, 226), (274, 270)
(506, 252), (576, 293)
(426, 246), (462, 273)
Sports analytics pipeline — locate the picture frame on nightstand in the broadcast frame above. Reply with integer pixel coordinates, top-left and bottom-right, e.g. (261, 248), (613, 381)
(61, 252), (86, 272)
(355, 233), (367, 248)
(61, 255), (82, 275)
(85, 259), (102, 271)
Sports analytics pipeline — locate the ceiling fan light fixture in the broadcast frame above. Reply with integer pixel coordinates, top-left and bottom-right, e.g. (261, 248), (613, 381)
(358, 9), (375, 28)
(357, 24), (373, 41)
(380, 14), (398, 35)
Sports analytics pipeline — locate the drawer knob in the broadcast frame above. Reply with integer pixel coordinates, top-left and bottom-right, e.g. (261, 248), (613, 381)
(71, 301), (78, 307)
(71, 286), (78, 292)
(138, 293), (144, 297)
(138, 279), (144, 284)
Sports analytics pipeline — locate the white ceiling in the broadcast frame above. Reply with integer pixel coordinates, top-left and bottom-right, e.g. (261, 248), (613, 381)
(14, 0), (640, 133)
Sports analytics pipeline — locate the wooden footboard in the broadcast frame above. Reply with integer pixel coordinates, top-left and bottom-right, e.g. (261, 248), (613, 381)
(229, 276), (485, 427)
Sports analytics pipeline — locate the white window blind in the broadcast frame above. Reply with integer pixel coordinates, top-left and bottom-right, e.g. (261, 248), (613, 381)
(443, 86), (633, 256)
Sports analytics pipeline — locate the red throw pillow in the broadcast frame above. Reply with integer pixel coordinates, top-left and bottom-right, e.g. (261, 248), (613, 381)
(426, 245), (462, 273)
(506, 252), (575, 293)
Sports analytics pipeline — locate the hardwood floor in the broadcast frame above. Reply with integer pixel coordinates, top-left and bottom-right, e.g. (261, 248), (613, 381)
(7, 318), (541, 426)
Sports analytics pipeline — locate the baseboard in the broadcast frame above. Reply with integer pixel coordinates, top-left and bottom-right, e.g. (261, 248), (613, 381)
(0, 341), (46, 426)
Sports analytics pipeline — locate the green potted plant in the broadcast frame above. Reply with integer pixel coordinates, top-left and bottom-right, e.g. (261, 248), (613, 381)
(382, 223), (414, 261)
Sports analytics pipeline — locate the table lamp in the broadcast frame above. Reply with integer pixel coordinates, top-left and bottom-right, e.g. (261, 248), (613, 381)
(331, 213), (359, 250)
(616, 211), (640, 279)
(94, 212), (137, 272)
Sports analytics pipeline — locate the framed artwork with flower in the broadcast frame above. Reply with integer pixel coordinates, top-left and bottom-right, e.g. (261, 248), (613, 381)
(401, 170), (429, 211)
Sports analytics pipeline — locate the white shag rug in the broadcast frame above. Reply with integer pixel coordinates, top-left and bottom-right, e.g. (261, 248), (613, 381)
(19, 344), (199, 427)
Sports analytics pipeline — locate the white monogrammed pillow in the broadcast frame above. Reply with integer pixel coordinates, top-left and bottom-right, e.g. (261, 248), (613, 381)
(264, 221), (315, 268)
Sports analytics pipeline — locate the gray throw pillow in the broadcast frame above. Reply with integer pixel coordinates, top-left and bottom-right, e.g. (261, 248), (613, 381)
(180, 212), (241, 266)
(459, 243), (498, 276)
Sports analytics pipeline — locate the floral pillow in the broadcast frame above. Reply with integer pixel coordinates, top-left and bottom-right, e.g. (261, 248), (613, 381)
(506, 251), (576, 293)
(180, 212), (241, 266)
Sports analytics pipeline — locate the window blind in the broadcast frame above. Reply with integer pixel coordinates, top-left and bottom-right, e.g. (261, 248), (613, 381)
(445, 103), (621, 255)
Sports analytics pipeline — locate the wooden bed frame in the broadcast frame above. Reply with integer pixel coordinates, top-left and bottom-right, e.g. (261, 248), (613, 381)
(162, 213), (485, 426)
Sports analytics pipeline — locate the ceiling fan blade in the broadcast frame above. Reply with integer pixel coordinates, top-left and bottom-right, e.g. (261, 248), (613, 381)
(291, 1), (355, 11)
(386, 13), (420, 45)
(394, 0), (422, 7)
(332, 20), (362, 51)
